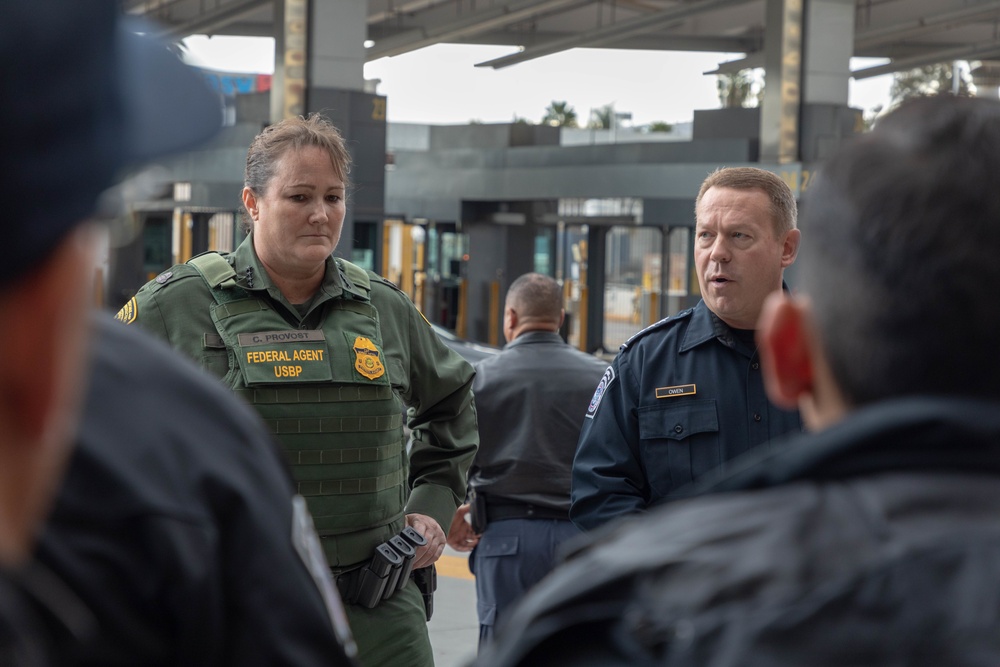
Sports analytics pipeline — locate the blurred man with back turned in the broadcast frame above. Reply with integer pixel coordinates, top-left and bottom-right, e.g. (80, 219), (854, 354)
(446, 273), (607, 647)
(477, 96), (1000, 666)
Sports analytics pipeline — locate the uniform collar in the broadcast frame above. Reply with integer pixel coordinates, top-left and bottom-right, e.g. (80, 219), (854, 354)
(679, 300), (734, 353)
(229, 233), (269, 293)
(505, 330), (564, 350)
(229, 232), (345, 303)
(678, 282), (792, 356)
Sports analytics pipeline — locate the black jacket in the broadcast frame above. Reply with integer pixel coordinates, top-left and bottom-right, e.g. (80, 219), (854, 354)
(0, 564), (92, 667)
(477, 397), (1000, 666)
(37, 316), (356, 666)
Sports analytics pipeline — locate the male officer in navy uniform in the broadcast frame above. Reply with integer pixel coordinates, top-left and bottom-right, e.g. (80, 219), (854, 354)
(571, 167), (803, 530)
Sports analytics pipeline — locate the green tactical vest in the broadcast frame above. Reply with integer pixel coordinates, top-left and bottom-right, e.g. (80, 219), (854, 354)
(189, 253), (406, 567)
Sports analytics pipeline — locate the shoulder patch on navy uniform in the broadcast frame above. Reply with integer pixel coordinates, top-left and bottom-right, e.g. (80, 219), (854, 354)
(585, 366), (615, 419)
(621, 308), (694, 350)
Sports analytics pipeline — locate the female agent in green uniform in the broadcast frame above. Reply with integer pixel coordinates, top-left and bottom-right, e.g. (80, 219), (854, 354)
(118, 115), (478, 666)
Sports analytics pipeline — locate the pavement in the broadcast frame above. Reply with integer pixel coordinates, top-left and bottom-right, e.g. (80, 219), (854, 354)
(427, 547), (479, 667)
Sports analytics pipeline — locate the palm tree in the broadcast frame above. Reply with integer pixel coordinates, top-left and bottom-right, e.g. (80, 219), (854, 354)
(888, 62), (973, 108)
(716, 69), (763, 108)
(542, 100), (579, 128)
(588, 104), (614, 130)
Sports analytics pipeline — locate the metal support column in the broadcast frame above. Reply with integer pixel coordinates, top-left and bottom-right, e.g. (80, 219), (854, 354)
(585, 226), (607, 354)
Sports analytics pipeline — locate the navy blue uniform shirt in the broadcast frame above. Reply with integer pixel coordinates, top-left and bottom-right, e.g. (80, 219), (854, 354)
(570, 299), (802, 530)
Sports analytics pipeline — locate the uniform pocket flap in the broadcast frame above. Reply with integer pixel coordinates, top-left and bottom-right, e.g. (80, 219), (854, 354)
(478, 602), (497, 626)
(638, 400), (719, 441)
(480, 535), (519, 557)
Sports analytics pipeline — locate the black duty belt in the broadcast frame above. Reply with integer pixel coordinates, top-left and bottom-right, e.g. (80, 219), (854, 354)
(485, 501), (569, 523)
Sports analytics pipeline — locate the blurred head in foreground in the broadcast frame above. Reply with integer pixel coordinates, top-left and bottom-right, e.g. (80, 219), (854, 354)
(0, 0), (220, 566)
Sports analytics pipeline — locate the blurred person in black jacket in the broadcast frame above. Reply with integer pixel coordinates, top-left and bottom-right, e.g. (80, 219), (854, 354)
(0, 1), (357, 665)
(476, 97), (1000, 667)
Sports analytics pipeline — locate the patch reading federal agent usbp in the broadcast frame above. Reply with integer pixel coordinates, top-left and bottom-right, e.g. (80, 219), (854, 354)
(655, 384), (697, 399)
(237, 330), (332, 382)
(586, 366), (615, 419)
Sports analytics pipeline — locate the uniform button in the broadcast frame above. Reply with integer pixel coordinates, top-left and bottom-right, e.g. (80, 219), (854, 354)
(674, 424), (683, 434)
(753, 413), (762, 422)
(752, 362), (760, 370)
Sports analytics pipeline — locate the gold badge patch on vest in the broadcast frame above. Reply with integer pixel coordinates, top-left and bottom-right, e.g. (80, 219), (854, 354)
(353, 336), (385, 380)
(115, 297), (137, 324)
(655, 384), (696, 399)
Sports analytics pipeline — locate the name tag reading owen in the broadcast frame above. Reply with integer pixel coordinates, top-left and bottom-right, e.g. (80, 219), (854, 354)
(238, 330), (333, 383)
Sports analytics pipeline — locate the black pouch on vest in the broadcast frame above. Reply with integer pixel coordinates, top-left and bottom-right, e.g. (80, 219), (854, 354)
(355, 543), (402, 608)
(384, 535), (416, 598)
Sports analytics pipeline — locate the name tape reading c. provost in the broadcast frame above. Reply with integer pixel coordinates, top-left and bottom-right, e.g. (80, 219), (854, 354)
(238, 330), (327, 346)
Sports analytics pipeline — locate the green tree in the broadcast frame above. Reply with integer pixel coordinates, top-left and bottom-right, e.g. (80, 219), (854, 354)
(716, 69), (763, 108)
(888, 62), (973, 108)
(541, 100), (579, 128)
(646, 121), (674, 133)
(588, 103), (614, 130)
(861, 105), (883, 132)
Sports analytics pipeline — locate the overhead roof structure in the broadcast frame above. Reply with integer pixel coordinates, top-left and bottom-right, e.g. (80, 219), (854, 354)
(125, 0), (1000, 80)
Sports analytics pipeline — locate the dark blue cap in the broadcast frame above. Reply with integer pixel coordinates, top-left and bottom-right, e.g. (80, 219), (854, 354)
(0, 1), (223, 283)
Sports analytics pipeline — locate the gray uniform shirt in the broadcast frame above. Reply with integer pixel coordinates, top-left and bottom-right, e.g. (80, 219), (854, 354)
(469, 331), (609, 512)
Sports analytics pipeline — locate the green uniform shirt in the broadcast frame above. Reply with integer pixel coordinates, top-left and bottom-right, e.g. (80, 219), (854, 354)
(117, 233), (478, 545)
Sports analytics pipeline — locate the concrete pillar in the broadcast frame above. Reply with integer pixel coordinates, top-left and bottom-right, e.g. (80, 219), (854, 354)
(760, 0), (804, 164)
(802, 0), (854, 105)
(760, 0), (857, 165)
(972, 61), (1000, 100)
(271, 1), (367, 122)
(309, 1), (366, 91)
(271, 0), (308, 122)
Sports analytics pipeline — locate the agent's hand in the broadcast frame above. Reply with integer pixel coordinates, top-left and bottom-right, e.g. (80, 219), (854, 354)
(446, 504), (480, 552)
(405, 513), (446, 569)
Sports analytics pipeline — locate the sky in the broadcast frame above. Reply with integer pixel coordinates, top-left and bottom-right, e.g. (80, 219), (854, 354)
(182, 34), (895, 126)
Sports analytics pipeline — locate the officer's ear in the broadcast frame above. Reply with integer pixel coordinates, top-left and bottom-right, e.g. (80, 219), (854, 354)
(241, 187), (259, 222)
(758, 292), (850, 431)
(756, 292), (814, 410)
(503, 307), (518, 343)
(780, 228), (801, 268)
